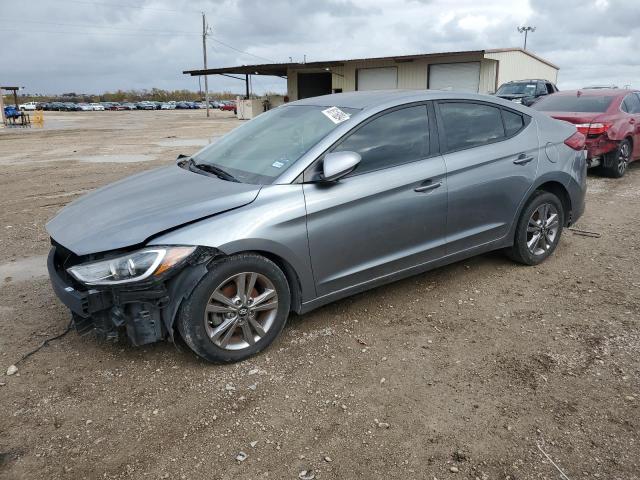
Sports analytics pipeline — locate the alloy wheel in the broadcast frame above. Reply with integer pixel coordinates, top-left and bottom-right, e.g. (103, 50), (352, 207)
(526, 203), (560, 256)
(618, 142), (630, 176)
(204, 272), (278, 350)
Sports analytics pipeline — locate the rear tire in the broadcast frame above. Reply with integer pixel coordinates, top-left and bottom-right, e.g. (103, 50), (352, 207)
(177, 253), (290, 363)
(601, 139), (631, 178)
(507, 191), (564, 266)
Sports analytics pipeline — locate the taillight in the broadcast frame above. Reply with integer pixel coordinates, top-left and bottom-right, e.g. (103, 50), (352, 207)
(575, 122), (611, 135)
(564, 131), (586, 151)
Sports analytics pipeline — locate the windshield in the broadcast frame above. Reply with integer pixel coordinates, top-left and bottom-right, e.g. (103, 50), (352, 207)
(532, 94), (616, 113)
(497, 82), (537, 96)
(191, 105), (359, 184)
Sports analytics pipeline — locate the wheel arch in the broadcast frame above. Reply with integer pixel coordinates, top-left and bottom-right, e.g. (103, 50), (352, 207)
(245, 250), (304, 314)
(504, 176), (574, 247)
(535, 181), (572, 226)
(216, 238), (314, 314)
(623, 135), (634, 159)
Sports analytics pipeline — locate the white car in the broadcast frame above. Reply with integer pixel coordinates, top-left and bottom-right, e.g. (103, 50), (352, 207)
(19, 101), (38, 111)
(77, 104), (92, 111)
(89, 103), (105, 111)
(160, 103), (176, 110)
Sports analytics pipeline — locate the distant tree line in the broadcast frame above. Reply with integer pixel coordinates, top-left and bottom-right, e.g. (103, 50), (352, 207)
(4, 88), (249, 104)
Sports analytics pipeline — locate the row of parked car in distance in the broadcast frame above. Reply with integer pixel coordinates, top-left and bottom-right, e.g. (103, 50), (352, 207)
(19, 100), (237, 112)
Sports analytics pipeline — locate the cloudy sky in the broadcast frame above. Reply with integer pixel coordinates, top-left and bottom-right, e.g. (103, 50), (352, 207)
(2, 0), (639, 95)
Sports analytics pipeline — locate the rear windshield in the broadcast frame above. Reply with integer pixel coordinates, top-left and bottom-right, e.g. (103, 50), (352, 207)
(532, 94), (616, 113)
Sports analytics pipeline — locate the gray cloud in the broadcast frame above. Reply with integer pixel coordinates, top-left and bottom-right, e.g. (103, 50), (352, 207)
(2, 0), (639, 95)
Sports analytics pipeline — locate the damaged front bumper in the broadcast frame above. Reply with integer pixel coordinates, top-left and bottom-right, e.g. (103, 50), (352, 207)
(47, 245), (214, 346)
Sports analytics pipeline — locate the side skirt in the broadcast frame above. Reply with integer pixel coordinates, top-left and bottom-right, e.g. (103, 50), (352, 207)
(298, 238), (508, 315)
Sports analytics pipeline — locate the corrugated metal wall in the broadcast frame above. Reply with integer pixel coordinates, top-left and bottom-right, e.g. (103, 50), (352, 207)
(287, 53), (493, 100)
(484, 50), (559, 87)
(286, 51), (556, 100)
(480, 59), (497, 93)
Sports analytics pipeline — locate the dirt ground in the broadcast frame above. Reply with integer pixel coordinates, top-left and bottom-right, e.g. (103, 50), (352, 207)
(0, 110), (638, 480)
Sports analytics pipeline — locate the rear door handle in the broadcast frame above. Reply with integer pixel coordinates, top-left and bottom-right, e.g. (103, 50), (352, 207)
(414, 181), (442, 192)
(513, 154), (534, 165)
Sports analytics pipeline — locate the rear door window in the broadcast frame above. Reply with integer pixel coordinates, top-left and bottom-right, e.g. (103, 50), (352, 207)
(332, 105), (430, 175)
(438, 102), (505, 151)
(502, 109), (526, 136)
(622, 94), (640, 114)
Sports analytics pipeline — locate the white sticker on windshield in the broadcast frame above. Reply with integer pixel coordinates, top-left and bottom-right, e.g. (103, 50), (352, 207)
(322, 106), (351, 124)
(272, 161), (285, 169)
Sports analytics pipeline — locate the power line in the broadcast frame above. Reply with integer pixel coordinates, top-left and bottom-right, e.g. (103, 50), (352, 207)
(0, 18), (197, 35)
(59, 0), (201, 14)
(0, 27), (196, 37)
(0, 25), (279, 62)
(0, 25), (278, 62)
(209, 37), (277, 63)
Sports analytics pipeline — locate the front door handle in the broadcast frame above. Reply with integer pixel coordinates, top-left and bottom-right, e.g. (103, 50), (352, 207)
(513, 154), (534, 165)
(414, 181), (442, 193)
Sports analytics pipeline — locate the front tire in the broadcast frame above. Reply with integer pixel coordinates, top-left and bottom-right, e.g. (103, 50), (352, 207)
(177, 253), (290, 363)
(507, 191), (564, 266)
(601, 139), (631, 178)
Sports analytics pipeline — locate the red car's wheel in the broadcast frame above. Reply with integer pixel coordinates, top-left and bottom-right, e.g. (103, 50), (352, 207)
(601, 138), (632, 178)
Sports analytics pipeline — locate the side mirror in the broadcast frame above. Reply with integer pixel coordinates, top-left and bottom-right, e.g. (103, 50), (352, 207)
(322, 151), (361, 182)
(521, 96), (536, 107)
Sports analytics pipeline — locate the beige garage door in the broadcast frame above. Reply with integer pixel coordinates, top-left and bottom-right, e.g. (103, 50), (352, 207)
(428, 62), (480, 92)
(356, 67), (398, 91)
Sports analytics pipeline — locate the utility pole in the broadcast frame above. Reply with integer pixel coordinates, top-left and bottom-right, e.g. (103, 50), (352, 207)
(202, 12), (210, 118)
(517, 26), (536, 50)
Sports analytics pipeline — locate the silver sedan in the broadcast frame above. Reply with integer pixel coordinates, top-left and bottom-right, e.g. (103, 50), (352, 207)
(47, 90), (587, 362)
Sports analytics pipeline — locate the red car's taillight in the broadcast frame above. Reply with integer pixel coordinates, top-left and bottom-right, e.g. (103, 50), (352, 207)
(575, 122), (611, 135)
(564, 131), (586, 150)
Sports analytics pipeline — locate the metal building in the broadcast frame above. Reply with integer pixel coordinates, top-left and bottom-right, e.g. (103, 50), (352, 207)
(184, 47), (559, 102)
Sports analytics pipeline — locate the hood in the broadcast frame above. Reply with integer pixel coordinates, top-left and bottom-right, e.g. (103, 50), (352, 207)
(46, 165), (261, 255)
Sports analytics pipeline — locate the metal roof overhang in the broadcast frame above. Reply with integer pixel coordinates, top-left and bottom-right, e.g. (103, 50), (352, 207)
(183, 50), (487, 77)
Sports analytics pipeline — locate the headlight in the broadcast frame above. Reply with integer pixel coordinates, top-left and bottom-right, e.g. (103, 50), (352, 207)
(67, 246), (196, 285)
(512, 98), (522, 104)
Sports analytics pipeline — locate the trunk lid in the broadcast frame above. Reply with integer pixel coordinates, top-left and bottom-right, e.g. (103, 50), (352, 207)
(546, 112), (602, 125)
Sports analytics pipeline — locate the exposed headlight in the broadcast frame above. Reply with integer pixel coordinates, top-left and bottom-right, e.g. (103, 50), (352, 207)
(67, 246), (196, 285)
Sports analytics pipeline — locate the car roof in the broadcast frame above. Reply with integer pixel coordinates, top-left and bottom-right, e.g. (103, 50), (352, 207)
(290, 89), (523, 111)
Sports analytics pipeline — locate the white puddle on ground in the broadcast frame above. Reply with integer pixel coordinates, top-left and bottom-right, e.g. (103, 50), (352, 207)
(155, 138), (213, 147)
(77, 154), (156, 163)
(0, 255), (49, 284)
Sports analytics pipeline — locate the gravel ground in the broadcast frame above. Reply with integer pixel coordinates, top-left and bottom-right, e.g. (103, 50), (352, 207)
(0, 110), (638, 480)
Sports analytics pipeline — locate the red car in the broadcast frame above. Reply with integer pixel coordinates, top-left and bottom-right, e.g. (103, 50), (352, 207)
(532, 88), (640, 177)
(220, 101), (237, 114)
